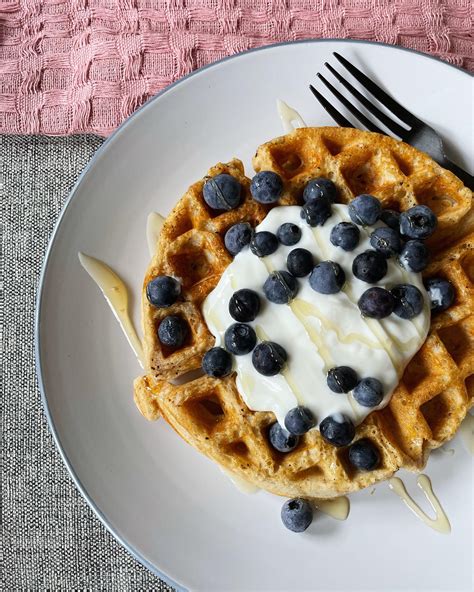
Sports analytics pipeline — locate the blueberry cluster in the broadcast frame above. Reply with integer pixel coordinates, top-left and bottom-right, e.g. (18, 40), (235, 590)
(327, 366), (384, 407)
(201, 288), (288, 379)
(145, 276), (189, 348)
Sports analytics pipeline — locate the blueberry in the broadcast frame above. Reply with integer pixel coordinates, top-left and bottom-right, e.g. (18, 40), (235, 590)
(398, 240), (429, 272)
(352, 250), (387, 283)
(263, 271), (298, 304)
(390, 284), (424, 319)
(303, 177), (337, 203)
(281, 498), (313, 533)
(203, 173), (241, 210)
(224, 323), (256, 355)
(224, 222), (253, 255)
(277, 222), (302, 246)
(348, 194), (382, 226)
(301, 197), (332, 226)
(424, 277), (455, 314)
(287, 248), (314, 277)
(348, 439), (380, 471)
(146, 276), (181, 308)
(284, 406), (316, 435)
(380, 209), (400, 231)
(252, 341), (287, 376)
(330, 222), (360, 251)
(157, 316), (188, 348)
(399, 205), (437, 239)
(327, 366), (359, 394)
(309, 261), (345, 294)
(353, 377), (384, 407)
(250, 231), (279, 257)
(319, 414), (355, 447)
(202, 347), (232, 377)
(358, 287), (394, 318)
(370, 227), (402, 258)
(250, 171), (283, 203)
(228, 289), (260, 322)
(269, 422), (299, 452)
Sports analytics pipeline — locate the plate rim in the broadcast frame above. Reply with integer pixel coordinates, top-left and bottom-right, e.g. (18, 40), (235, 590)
(34, 37), (471, 589)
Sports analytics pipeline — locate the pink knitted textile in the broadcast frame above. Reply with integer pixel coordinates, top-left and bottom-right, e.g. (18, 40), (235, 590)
(0, 1), (472, 136)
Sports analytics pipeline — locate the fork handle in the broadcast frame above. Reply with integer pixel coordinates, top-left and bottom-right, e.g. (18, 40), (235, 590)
(441, 157), (474, 190)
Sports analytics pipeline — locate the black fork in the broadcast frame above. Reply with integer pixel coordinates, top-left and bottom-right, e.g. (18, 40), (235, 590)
(310, 52), (474, 190)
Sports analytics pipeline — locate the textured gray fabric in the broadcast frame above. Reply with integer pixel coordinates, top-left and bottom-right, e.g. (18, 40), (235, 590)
(1, 135), (175, 591)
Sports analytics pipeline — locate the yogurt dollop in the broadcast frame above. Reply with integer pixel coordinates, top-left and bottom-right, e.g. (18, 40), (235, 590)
(203, 204), (430, 429)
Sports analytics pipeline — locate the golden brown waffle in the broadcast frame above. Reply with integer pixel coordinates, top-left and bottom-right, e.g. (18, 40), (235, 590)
(136, 127), (473, 499)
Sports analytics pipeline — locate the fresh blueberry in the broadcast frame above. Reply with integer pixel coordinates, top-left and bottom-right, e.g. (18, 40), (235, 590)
(399, 205), (437, 239)
(263, 271), (298, 304)
(224, 222), (253, 255)
(358, 287), (394, 318)
(390, 284), (424, 319)
(370, 227), (402, 257)
(252, 341), (287, 376)
(330, 222), (360, 251)
(228, 289), (260, 322)
(250, 171), (283, 203)
(284, 406), (316, 435)
(303, 177), (337, 203)
(157, 316), (188, 348)
(202, 347), (232, 377)
(250, 231), (279, 257)
(319, 414), (355, 447)
(424, 277), (455, 314)
(301, 197), (332, 226)
(277, 222), (302, 246)
(348, 194), (382, 226)
(146, 276), (181, 308)
(348, 439), (381, 471)
(309, 261), (345, 294)
(224, 323), (257, 355)
(287, 248), (314, 277)
(380, 209), (400, 231)
(269, 422), (300, 452)
(352, 250), (387, 283)
(203, 173), (241, 210)
(398, 240), (429, 272)
(281, 498), (313, 533)
(353, 377), (384, 407)
(327, 366), (359, 394)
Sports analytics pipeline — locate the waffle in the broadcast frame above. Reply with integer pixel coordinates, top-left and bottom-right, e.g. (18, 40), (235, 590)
(135, 127), (473, 499)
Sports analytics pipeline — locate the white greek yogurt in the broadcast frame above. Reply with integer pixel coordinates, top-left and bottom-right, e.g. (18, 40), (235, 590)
(203, 204), (430, 429)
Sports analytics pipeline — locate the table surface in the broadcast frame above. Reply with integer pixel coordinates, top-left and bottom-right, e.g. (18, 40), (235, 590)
(1, 134), (174, 591)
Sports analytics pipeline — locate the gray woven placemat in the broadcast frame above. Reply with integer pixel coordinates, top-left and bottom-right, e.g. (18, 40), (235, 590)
(1, 135), (175, 591)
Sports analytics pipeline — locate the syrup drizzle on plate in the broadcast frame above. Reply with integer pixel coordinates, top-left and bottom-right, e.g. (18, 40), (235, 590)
(388, 474), (451, 534)
(78, 252), (145, 369)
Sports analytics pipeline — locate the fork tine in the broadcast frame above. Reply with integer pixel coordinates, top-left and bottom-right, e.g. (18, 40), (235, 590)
(324, 63), (407, 138)
(317, 73), (385, 134)
(309, 84), (354, 128)
(333, 53), (423, 128)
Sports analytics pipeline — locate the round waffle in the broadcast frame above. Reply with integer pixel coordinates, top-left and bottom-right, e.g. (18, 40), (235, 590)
(135, 127), (473, 499)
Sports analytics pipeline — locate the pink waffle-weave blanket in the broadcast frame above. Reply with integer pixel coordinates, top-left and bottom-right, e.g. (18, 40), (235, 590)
(0, 0), (472, 136)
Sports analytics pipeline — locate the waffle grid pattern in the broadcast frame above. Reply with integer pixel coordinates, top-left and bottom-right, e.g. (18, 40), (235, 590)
(0, 0), (472, 136)
(136, 127), (473, 498)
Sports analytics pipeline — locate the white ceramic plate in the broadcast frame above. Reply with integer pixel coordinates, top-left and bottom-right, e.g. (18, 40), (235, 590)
(36, 40), (473, 591)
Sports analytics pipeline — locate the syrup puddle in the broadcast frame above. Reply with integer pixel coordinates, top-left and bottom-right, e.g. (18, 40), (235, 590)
(315, 496), (350, 520)
(277, 99), (307, 133)
(388, 474), (451, 534)
(78, 252), (145, 369)
(146, 212), (165, 257)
